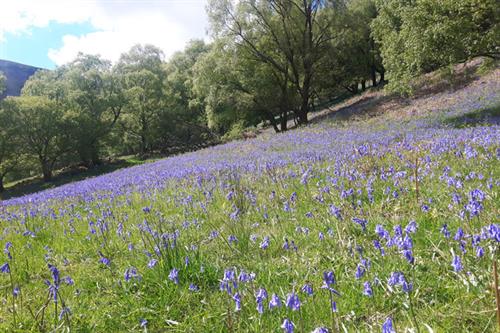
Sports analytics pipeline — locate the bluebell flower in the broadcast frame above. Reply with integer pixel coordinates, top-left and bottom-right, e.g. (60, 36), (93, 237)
(169, 268), (179, 284)
(59, 306), (71, 321)
(140, 318), (148, 328)
(329, 205), (342, 219)
(452, 255), (463, 272)
(189, 283), (199, 292)
(63, 276), (74, 285)
(355, 264), (366, 279)
(285, 293), (301, 311)
(352, 217), (367, 232)
(363, 281), (373, 297)
(476, 246), (484, 258)
(124, 267), (141, 282)
(301, 283), (313, 296)
(311, 327), (329, 333)
(269, 293), (281, 309)
(148, 259), (158, 268)
(281, 318), (295, 333)
(260, 236), (270, 249)
(233, 292), (242, 311)
(382, 317), (396, 333)
(0, 262), (10, 273)
(13, 285), (20, 297)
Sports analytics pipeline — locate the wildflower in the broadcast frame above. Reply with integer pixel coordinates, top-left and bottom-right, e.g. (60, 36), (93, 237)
(228, 235), (238, 244)
(169, 268), (179, 284)
(233, 292), (242, 311)
(301, 283), (314, 296)
(269, 293), (282, 309)
(124, 267), (141, 282)
(260, 236), (270, 249)
(0, 262), (10, 273)
(285, 293), (301, 311)
(355, 264), (366, 279)
(189, 283), (199, 292)
(476, 246), (484, 258)
(352, 217), (367, 232)
(312, 328), (329, 333)
(363, 281), (373, 297)
(140, 318), (148, 328)
(452, 255), (463, 272)
(13, 286), (20, 297)
(329, 205), (342, 219)
(281, 318), (295, 333)
(382, 317), (396, 333)
(59, 306), (71, 321)
(63, 276), (74, 285)
(148, 259), (158, 268)
(99, 256), (111, 267)
(255, 288), (268, 314)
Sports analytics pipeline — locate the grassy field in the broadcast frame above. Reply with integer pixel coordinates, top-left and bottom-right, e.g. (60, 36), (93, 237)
(0, 70), (499, 332)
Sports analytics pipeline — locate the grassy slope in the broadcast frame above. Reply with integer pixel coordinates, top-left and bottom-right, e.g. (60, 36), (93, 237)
(0, 66), (499, 332)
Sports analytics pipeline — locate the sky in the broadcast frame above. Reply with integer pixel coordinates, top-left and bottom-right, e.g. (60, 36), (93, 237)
(0, 0), (209, 69)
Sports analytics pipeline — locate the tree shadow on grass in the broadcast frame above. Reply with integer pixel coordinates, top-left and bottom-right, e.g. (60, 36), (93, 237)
(443, 104), (500, 128)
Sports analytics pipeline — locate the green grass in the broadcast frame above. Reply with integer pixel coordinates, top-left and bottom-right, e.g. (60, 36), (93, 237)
(0, 139), (498, 332)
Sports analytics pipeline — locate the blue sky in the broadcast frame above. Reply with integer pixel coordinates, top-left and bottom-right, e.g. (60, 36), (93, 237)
(0, 0), (208, 69)
(0, 22), (96, 69)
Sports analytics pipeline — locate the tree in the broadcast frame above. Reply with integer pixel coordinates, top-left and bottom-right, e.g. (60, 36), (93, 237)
(116, 45), (166, 155)
(372, 0), (500, 94)
(2, 96), (69, 181)
(63, 54), (124, 165)
(162, 40), (214, 146)
(207, 0), (337, 125)
(0, 105), (21, 192)
(0, 71), (6, 95)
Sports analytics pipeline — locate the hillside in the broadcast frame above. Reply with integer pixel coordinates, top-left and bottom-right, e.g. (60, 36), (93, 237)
(0, 59), (41, 99)
(0, 65), (499, 332)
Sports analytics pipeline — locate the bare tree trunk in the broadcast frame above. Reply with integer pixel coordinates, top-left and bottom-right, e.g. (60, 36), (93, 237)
(0, 177), (4, 193)
(42, 161), (53, 182)
(361, 80), (366, 91)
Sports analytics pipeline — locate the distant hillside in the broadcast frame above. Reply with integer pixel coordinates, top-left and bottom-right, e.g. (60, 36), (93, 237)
(0, 59), (42, 99)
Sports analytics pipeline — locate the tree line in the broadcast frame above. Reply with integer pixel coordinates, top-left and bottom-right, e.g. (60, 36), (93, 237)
(0, 0), (498, 191)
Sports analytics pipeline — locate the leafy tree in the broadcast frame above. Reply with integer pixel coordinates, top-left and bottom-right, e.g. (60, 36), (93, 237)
(63, 54), (124, 165)
(207, 0), (338, 125)
(0, 105), (21, 192)
(0, 71), (6, 95)
(161, 40), (214, 147)
(116, 45), (166, 155)
(2, 96), (69, 181)
(372, 0), (500, 94)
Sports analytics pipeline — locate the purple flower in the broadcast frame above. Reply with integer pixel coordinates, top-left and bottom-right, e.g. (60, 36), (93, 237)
(382, 317), (396, 333)
(285, 293), (301, 311)
(140, 318), (148, 328)
(148, 259), (158, 268)
(452, 255), (463, 272)
(233, 292), (242, 311)
(301, 283), (314, 296)
(281, 318), (295, 333)
(363, 281), (373, 297)
(260, 236), (270, 249)
(189, 283), (199, 292)
(269, 293), (281, 309)
(169, 268), (179, 284)
(0, 262), (10, 273)
(124, 267), (141, 282)
(13, 286), (20, 297)
(312, 328), (329, 333)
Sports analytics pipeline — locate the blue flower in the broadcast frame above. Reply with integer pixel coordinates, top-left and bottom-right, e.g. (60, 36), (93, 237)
(148, 259), (158, 268)
(363, 281), (373, 297)
(260, 236), (270, 249)
(140, 318), (148, 328)
(233, 292), (242, 311)
(301, 283), (314, 296)
(281, 318), (295, 333)
(269, 293), (282, 309)
(169, 268), (179, 284)
(189, 283), (199, 292)
(0, 262), (10, 273)
(285, 293), (301, 311)
(124, 267), (141, 282)
(452, 255), (463, 272)
(312, 327), (329, 333)
(382, 317), (396, 333)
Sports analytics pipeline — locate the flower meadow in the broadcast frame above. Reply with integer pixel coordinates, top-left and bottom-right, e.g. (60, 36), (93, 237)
(1, 80), (499, 332)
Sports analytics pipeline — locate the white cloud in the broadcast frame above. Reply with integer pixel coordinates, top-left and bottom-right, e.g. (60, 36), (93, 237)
(0, 0), (209, 65)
